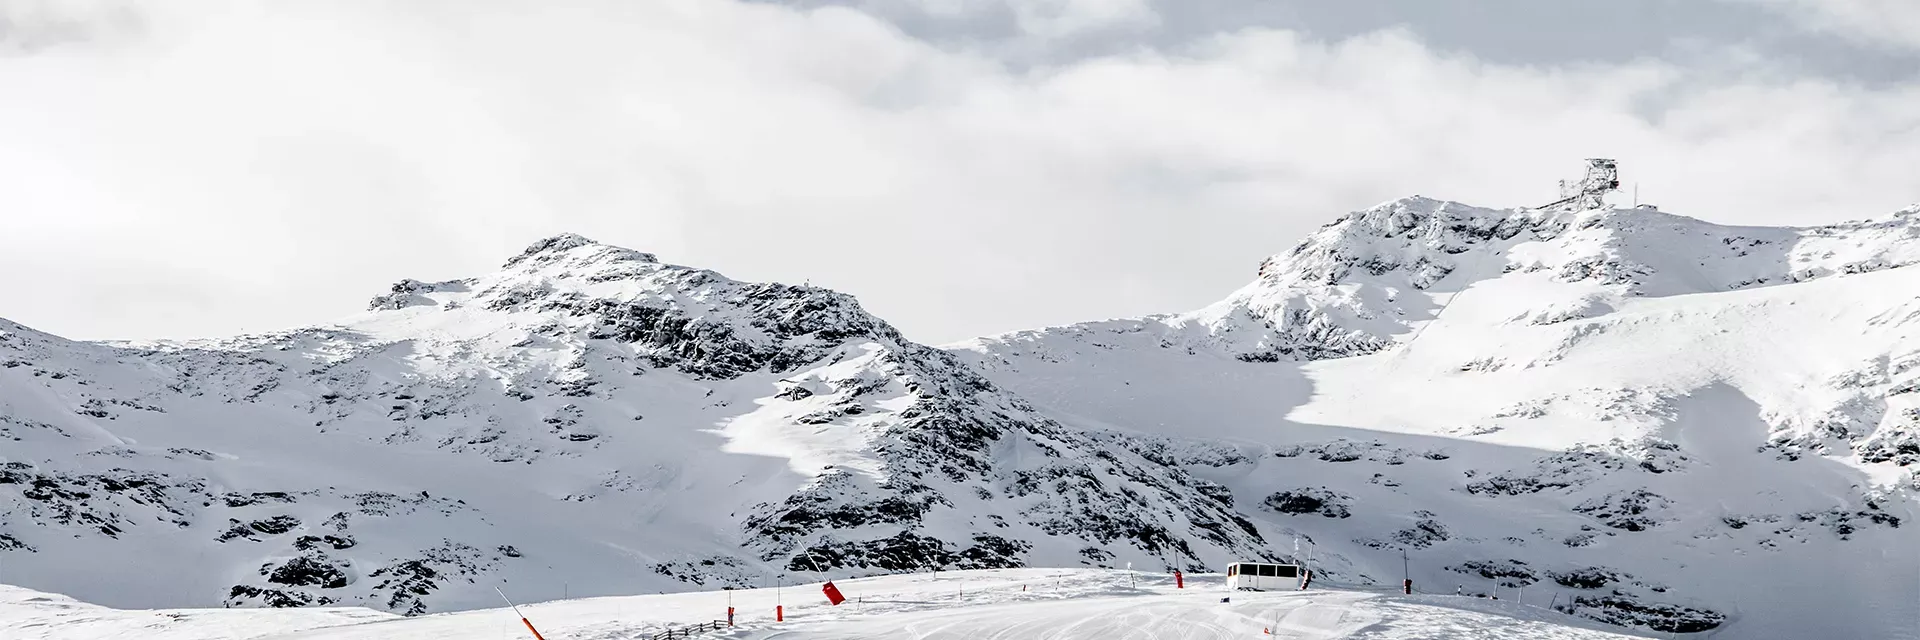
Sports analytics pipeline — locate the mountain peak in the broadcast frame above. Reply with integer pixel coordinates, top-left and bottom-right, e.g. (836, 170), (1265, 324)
(1182, 195), (1920, 364)
(505, 232), (598, 268)
(501, 233), (658, 270)
(1255, 196), (1552, 290)
(366, 234), (664, 312)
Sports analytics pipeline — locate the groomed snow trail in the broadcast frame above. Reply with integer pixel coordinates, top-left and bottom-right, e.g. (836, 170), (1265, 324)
(4, 569), (1658, 640)
(741, 590), (1651, 640)
(748, 591), (1379, 640)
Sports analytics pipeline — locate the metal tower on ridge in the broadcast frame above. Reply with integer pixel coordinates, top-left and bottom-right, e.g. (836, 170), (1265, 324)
(1540, 158), (1621, 211)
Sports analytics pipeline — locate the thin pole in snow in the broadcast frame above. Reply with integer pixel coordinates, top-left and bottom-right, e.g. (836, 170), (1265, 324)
(495, 587), (527, 618)
(496, 587), (548, 640)
(798, 546), (830, 575)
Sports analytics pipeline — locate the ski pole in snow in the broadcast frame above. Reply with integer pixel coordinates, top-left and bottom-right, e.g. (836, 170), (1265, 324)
(495, 587), (548, 640)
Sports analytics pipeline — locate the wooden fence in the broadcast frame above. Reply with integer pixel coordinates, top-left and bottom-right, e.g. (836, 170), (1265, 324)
(649, 620), (729, 639)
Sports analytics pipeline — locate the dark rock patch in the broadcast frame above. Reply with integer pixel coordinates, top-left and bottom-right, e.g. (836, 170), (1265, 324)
(1560, 594), (1725, 633)
(1447, 559), (1537, 586)
(1262, 488), (1352, 518)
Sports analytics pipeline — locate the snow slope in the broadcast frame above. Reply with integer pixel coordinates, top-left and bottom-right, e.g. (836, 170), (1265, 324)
(0, 583), (395, 640)
(1, 569), (1660, 640)
(949, 197), (1920, 639)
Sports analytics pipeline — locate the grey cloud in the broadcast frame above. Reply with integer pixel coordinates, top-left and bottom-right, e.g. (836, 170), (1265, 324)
(1727, 0), (1920, 53)
(765, 0), (1920, 83)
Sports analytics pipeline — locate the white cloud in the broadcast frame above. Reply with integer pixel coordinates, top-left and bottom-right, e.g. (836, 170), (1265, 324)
(1727, 0), (1920, 50)
(1, 0), (1917, 345)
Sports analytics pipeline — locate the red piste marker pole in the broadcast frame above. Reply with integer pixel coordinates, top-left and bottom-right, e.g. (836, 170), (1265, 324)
(495, 587), (548, 640)
(822, 581), (846, 606)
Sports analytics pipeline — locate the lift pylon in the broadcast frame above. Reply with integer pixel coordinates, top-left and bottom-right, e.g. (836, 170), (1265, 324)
(1535, 158), (1619, 211)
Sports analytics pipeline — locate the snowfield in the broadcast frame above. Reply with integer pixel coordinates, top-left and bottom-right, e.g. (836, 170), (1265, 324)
(1, 569), (1661, 639)
(2, 196), (1917, 639)
(0, 583), (394, 640)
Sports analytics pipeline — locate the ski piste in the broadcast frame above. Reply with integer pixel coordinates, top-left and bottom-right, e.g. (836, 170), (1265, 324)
(3, 569), (1683, 639)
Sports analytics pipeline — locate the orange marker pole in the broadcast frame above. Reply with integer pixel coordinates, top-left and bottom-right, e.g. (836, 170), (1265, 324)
(496, 587), (549, 640)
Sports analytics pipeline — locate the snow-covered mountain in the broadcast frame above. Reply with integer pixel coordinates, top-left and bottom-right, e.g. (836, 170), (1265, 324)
(0, 234), (1262, 617)
(3, 197), (1917, 639)
(949, 196), (1920, 639)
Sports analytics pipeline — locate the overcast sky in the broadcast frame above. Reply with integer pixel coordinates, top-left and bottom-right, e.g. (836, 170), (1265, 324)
(3, 0), (1918, 346)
